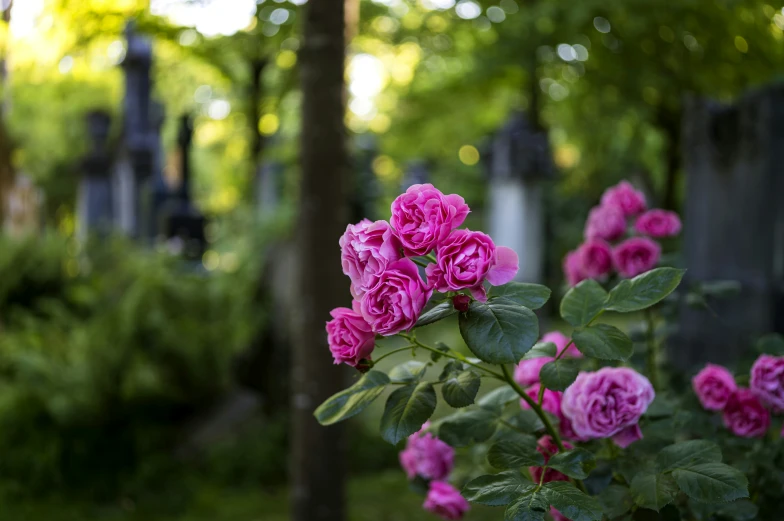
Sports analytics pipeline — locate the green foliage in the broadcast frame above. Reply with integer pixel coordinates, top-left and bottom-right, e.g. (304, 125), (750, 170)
(488, 283), (552, 310)
(416, 301), (458, 327)
(559, 280), (608, 327)
(463, 471), (537, 507)
(487, 433), (544, 469)
(572, 324), (633, 360)
(459, 299), (539, 364)
(630, 472), (678, 511)
(441, 368), (481, 408)
(539, 359), (580, 391)
(314, 371), (390, 426)
(380, 382), (437, 445)
(605, 268), (686, 312)
(547, 449), (596, 480)
(672, 463), (749, 503)
(389, 361), (428, 383)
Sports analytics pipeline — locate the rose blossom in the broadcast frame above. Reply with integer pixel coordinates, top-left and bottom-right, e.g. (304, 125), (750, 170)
(542, 331), (581, 359)
(426, 229), (518, 301)
(519, 384), (562, 418)
(692, 364), (737, 411)
(423, 481), (470, 520)
(399, 423), (454, 481)
(514, 332), (580, 387)
(562, 367), (654, 447)
(528, 436), (573, 484)
(563, 249), (587, 287)
(326, 304), (375, 367)
(339, 219), (402, 299)
(575, 239), (613, 279)
(723, 388), (770, 438)
(360, 258), (432, 336)
(635, 209), (682, 238)
(601, 180), (647, 217)
(612, 237), (661, 278)
(750, 355), (784, 411)
(390, 184), (470, 257)
(584, 205), (626, 242)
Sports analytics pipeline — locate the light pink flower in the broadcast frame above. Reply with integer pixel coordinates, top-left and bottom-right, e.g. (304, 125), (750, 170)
(723, 388), (770, 438)
(326, 304), (376, 367)
(584, 205), (626, 242)
(515, 357), (551, 388)
(519, 384), (562, 418)
(562, 367), (654, 446)
(635, 209), (682, 238)
(612, 237), (661, 278)
(390, 184), (470, 257)
(601, 181), (647, 217)
(399, 423), (454, 481)
(750, 355), (784, 411)
(563, 249), (587, 287)
(423, 481), (470, 520)
(339, 219), (402, 299)
(541, 331), (581, 359)
(425, 229), (518, 301)
(692, 364), (737, 411)
(559, 416), (589, 443)
(576, 239), (613, 279)
(528, 436), (573, 484)
(360, 258), (432, 336)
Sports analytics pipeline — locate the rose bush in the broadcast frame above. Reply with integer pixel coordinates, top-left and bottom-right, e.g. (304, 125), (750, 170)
(316, 184), (751, 521)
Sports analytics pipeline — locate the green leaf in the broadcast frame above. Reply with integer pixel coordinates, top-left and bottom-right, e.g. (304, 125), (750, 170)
(442, 370), (481, 408)
(487, 432), (544, 469)
(416, 301), (457, 327)
(757, 333), (784, 355)
(489, 282), (551, 309)
(504, 409), (545, 433)
(388, 361), (428, 383)
(429, 342), (451, 362)
(547, 448), (596, 479)
(439, 408), (499, 447)
(605, 268), (686, 312)
(714, 499), (759, 520)
(462, 470), (536, 506)
(656, 440), (722, 473)
(459, 299), (539, 364)
(478, 386), (520, 412)
(539, 359), (580, 391)
(559, 279), (608, 327)
(380, 382), (437, 445)
(672, 462), (749, 503)
(599, 484), (633, 518)
(572, 324), (633, 360)
(630, 472), (679, 511)
(541, 481), (603, 521)
(314, 371), (390, 425)
(505, 491), (549, 521)
(521, 342), (558, 360)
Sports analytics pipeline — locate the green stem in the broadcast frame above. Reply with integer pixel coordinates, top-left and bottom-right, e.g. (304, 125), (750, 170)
(645, 308), (659, 390)
(426, 253), (437, 263)
(372, 345), (416, 364)
(412, 257), (429, 268)
(401, 335), (505, 380)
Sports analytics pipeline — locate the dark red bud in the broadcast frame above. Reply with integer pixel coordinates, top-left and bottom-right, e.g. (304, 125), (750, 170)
(452, 294), (471, 312)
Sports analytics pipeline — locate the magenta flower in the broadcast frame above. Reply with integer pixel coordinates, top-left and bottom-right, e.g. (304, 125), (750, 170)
(692, 364), (737, 411)
(528, 436), (573, 484)
(423, 481), (470, 520)
(563, 249), (587, 287)
(359, 258), (432, 336)
(339, 219), (402, 299)
(750, 355), (784, 411)
(326, 304), (376, 367)
(399, 423), (454, 481)
(542, 331), (581, 358)
(584, 205), (626, 242)
(576, 239), (613, 279)
(425, 229), (518, 301)
(601, 180), (647, 217)
(613, 237), (661, 278)
(635, 209), (682, 238)
(519, 384), (562, 418)
(514, 332), (580, 387)
(390, 184), (470, 257)
(723, 388), (770, 438)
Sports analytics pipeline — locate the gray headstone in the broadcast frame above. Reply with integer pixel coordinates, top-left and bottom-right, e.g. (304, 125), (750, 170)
(77, 110), (113, 239)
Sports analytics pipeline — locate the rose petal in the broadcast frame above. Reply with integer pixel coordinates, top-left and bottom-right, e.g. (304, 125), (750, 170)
(486, 246), (519, 286)
(612, 424), (643, 448)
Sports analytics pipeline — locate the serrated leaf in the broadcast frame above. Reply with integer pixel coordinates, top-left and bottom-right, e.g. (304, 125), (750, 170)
(463, 470), (536, 506)
(388, 361), (428, 383)
(505, 491), (549, 521)
(478, 385), (520, 412)
(547, 448), (596, 479)
(380, 382), (437, 445)
(442, 370), (481, 408)
(487, 432), (544, 469)
(572, 324), (633, 360)
(560, 279), (608, 327)
(439, 407), (499, 447)
(599, 484), (633, 518)
(430, 342), (451, 362)
(672, 463), (749, 503)
(541, 481), (603, 521)
(459, 298), (539, 364)
(490, 282), (552, 309)
(630, 472), (678, 511)
(438, 360), (465, 381)
(521, 342), (558, 360)
(605, 268), (686, 312)
(416, 301), (457, 327)
(314, 371), (390, 425)
(539, 359), (580, 391)
(656, 440), (722, 473)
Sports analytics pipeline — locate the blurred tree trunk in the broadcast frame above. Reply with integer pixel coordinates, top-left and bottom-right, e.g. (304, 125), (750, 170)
(290, 0), (348, 520)
(0, 2), (15, 226)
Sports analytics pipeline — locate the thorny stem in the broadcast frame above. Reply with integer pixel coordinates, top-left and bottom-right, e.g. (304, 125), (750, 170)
(400, 334), (505, 380)
(645, 308), (659, 390)
(372, 345), (417, 364)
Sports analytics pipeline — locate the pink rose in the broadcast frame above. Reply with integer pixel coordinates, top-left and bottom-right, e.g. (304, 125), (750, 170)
(601, 181), (647, 217)
(563, 249), (587, 287)
(360, 258), (432, 336)
(326, 304), (376, 367)
(612, 237), (661, 278)
(541, 331), (581, 359)
(519, 384), (562, 418)
(426, 230), (518, 301)
(339, 219), (402, 299)
(515, 357), (551, 387)
(550, 508), (571, 521)
(528, 436), (573, 484)
(750, 355), (784, 411)
(575, 239), (613, 279)
(584, 205), (626, 242)
(723, 388), (770, 438)
(390, 184), (470, 257)
(423, 481), (470, 520)
(559, 416), (589, 443)
(399, 423), (454, 481)
(562, 367), (654, 446)
(692, 364), (737, 411)
(635, 209), (682, 238)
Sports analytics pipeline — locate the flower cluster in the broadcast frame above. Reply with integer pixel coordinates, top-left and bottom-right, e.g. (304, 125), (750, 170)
(693, 356), (783, 438)
(564, 181), (681, 286)
(400, 423), (469, 520)
(327, 184), (519, 367)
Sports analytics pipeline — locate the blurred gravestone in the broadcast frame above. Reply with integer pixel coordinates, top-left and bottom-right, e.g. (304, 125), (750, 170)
(76, 110), (113, 240)
(486, 112), (552, 283)
(673, 87), (784, 368)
